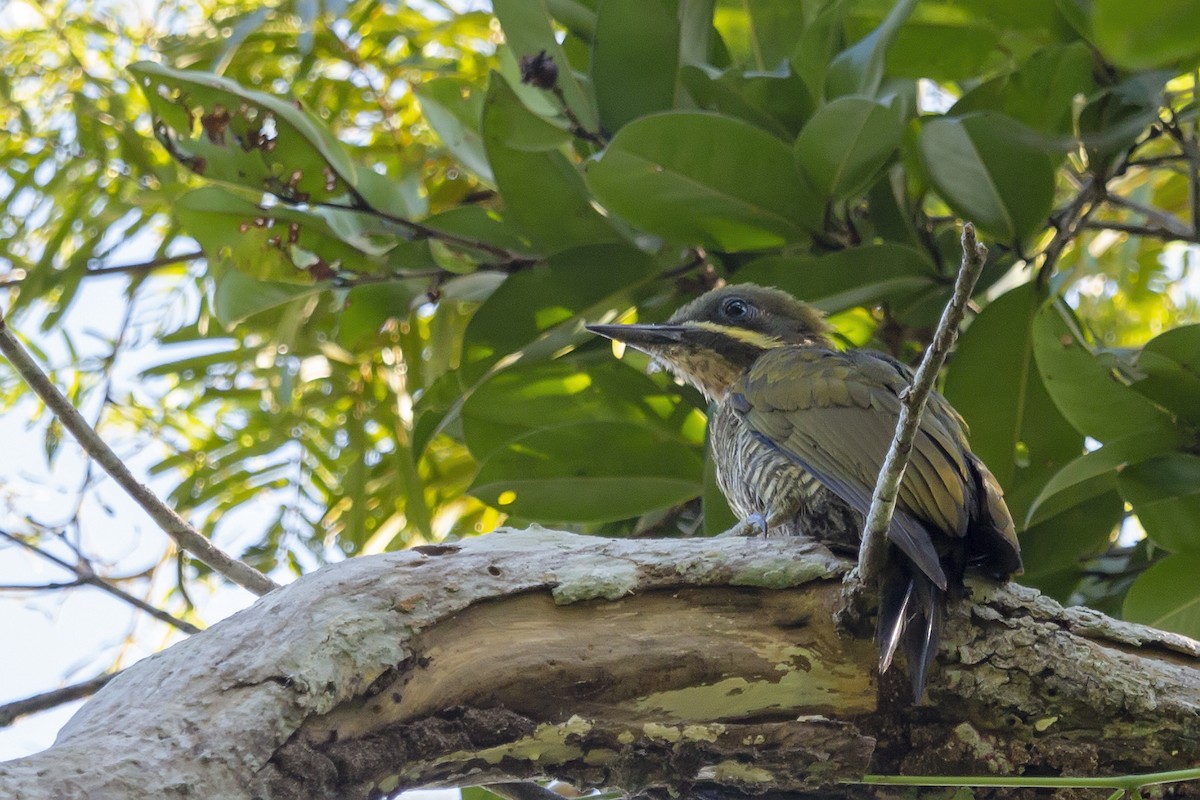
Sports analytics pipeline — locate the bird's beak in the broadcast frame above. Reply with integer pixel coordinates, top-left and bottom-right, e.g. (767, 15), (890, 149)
(586, 323), (690, 349)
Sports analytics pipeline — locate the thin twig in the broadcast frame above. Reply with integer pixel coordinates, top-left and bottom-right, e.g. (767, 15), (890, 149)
(1038, 178), (1102, 286)
(549, 85), (607, 148)
(0, 530), (202, 634)
(1080, 219), (1200, 243)
(854, 223), (989, 587)
(0, 251), (204, 289)
(63, 278), (142, 539)
(0, 672), (117, 728)
(1125, 154), (1189, 169)
(310, 198), (532, 266)
(0, 312), (278, 597)
(1162, 101), (1200, 237)
(1104, 192), (1193, 239)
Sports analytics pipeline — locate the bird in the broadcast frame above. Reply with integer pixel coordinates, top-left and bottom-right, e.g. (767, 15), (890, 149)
(587, 283), (1022, 701)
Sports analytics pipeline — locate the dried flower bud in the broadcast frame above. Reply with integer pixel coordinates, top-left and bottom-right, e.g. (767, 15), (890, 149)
(518, 50), (558, 90)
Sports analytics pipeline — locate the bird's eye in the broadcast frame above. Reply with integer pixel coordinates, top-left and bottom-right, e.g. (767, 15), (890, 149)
(722, 298), (751, 319)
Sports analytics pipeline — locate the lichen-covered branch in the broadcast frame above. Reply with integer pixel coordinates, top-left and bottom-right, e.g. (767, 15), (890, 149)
(0, 528), (1196, 800)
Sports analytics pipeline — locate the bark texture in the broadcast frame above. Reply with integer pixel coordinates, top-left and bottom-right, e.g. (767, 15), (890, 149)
(0, 527), (1197, 800)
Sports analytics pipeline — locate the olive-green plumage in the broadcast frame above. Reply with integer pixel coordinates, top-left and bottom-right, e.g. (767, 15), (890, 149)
(588, 284), (1022, 700)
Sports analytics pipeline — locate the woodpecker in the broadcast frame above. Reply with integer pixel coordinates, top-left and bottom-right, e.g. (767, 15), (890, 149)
(588, 284), (1022, 700)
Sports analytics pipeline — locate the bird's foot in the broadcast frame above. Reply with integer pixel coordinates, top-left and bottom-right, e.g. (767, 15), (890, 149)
(715, 513), (770, 538)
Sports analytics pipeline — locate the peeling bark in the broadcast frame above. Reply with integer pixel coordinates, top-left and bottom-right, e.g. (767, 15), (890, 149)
(0, 527), (1197, 800)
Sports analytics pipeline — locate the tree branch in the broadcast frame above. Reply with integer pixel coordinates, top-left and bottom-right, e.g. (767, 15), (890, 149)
(1038, 177), (1102, 284)
(0, 530), (202, 635)
(1104, 192), (1194, 239)
(0, 251), (204, 289)
(854, 223), (989, 588)
(310, 198), (534, 268)
(0, 673), (116, 728)
(1162, 100), (1200, 237)
(1081, 219), (1200, 243)
(0, 529), (1195, 800)
(0, 312), (278, 597)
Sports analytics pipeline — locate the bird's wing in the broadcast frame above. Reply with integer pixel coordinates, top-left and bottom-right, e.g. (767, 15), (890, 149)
(730, 347), (978, 589)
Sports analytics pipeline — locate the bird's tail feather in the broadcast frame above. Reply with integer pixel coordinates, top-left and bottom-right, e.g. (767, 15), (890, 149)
(876, 563), (943, 702)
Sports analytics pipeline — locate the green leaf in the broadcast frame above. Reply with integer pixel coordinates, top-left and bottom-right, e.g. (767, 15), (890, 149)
(743, 0), (810, 69)
(849, 14), (1000, 84)
(952, 42), (1095, 136)
(1032, 302), (1179, 442)
(1132, 324), (1200, 428)
(469, 421), (704, 523)
(130, 61), (357, 202)
(1078, 72), (1171, 169)
(338, 280), (427, 349)
(586, 111), (820, 250)
(943, 283), (1084, 523)
(680, 64), (813, 140)
(462, 357), (704, 458)
(734, 243), (938, 313)
(546, 0), (597, 38)
(1123, 554), (1200, 638)
(825, 0), (917, 97)
(1093, 0), (1200, 69)
(918, 112), (1056, 242)
(1119, 454), (1200, 554)
(480, 73), (573, 152)
(211, 270), (323, 328)
(461, 242), (658, 382)
(1025, 430), (1184, 527)
(482, 75), (619, 253)
(414, 78), (494, 184)
(421, 207), (539, 258)
(592, 0), (680, 133)
(1017, 491), (1124, 602)
(492, 0), (600, 131)
(174, 186), (372, 282)
(790, 0), (845, 102)
(794, 95), (903, 200)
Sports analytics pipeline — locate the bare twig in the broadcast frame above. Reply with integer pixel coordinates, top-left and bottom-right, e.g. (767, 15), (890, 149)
(0, 530), (202, 634)
(311, 198), (533, 267)
(0, 581), (83, 591)
(61, 278), (142, 540)
(0, 250), (204, 289)
(0, 312), (278, 597)
(0, 672), (116, 728)
(1104, 192), (1193, 239)
(549, 85), (607, 148)
(854, 223), (989, 587)
(1125, 154), (1190, 169)
(1162, 98), (1200, 237)
(1081, 219), (1200, 243)
(1038, 178), (1102, 285)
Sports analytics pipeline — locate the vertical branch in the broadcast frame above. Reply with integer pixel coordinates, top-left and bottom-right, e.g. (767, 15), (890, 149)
(854, 223), (989, 588)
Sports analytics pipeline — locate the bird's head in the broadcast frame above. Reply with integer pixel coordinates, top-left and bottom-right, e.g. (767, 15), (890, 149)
(588, 284), (832, 400)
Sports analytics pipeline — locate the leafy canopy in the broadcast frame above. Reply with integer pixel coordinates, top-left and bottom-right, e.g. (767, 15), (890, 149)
(2, 0), (1199, 636)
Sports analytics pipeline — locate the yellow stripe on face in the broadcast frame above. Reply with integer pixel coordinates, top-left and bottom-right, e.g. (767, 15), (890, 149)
(687, 321), (785, 350)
